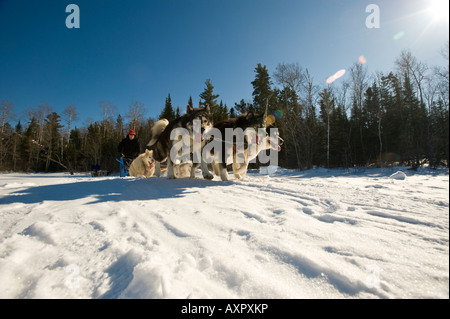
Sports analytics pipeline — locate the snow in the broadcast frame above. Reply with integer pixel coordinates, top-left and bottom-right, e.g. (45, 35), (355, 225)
(0, 167), (448, 299)
(389, 171), (407, 180)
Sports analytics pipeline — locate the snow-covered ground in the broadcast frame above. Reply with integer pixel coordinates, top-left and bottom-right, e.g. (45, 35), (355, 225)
(0, 167), (448, 299)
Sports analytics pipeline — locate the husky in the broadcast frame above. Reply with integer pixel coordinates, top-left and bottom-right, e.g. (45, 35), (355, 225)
(205, 111), (261, 180)
(128, 149), (156, 178)
(146, 105), (213, 180)
(214, 129), (283, 180)
(205, 112), (283, 181)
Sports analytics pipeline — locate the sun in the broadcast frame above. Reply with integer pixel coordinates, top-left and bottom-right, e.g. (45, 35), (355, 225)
(428, 0), (450, 22)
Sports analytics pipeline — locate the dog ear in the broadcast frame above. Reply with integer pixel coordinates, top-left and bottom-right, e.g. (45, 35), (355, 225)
(187, 104), (194, 113)
(204, 103), (211, 113)
(246, 111), (254, 120)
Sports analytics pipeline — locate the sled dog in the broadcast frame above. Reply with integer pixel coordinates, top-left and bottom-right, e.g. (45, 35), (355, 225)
(210, 111), (263, 161)
(211, 129), (283, 180)
(146, 105), (213, 179)
(128, 149), (156, 178)
(202, 111), (283, 181)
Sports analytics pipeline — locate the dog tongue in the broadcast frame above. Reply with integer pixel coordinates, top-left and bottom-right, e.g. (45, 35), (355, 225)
(271, 141), (281, 152)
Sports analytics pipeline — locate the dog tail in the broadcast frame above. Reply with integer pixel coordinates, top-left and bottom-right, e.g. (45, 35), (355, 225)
(147, 119), (169, 150)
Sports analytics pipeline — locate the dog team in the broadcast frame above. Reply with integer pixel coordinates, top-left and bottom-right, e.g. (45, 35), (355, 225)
(118, 104), (283, 181)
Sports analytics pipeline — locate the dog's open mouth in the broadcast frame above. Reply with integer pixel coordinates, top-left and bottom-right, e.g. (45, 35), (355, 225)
(149, 160), (155, 169)
(274, 137), (284, 152)
(270, 140), (281, 152)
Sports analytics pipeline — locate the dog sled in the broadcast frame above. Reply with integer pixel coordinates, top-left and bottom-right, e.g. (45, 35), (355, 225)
(116, 157), (131, 177)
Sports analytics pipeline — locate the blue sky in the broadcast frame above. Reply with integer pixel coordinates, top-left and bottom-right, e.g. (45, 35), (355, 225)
(0, 0), (448, 127)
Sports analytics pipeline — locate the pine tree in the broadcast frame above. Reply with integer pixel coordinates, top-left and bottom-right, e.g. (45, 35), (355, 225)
(330, 105), (350, 168)
(20, 117), (39, 170)
(381, 72), (404, 163)
(363, 82), (384, 165)
(43, 112), (63, 171)
(159, 94), (176, 121)
(213, 101), (229, 123)
(402, 73), (426, 168)
(11, 121), (22, 171)
(66, 128), (82, 171)
(85, 122), (102, 168)
(319, 89), (335, 168)
(115, 114), (124, 138)
(199, 79), (219, 108)
(276, 86), (304, 169)
(234, 99), (253, 115)
(229, 107), (236, 118)
(251, 64), (276, 115)
(199, 79), (220, 122)
(187, 96), (194, 109)
(349, 98), (362, 165)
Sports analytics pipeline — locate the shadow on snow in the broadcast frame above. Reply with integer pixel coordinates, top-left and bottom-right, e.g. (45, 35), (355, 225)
(1, 176), (221, 205)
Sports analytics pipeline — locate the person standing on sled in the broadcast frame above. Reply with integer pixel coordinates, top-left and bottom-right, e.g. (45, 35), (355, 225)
(118, 130), (141, 170)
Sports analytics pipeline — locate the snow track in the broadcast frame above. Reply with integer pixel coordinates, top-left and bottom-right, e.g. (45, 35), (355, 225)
(0, 168), (448, 298)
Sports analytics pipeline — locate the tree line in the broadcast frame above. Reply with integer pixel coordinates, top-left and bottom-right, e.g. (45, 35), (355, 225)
(0, 46), (448, 173)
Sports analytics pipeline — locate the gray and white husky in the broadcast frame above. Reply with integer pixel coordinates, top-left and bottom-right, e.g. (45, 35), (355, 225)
(204, 112), (283, 181)
(211, 128), (283, 181)
(146, 104), (213, 180)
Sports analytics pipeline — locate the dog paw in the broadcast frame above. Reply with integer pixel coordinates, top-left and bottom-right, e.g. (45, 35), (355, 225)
(203, 173), (214, 180)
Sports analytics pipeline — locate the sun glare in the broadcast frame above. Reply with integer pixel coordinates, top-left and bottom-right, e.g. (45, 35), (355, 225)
(428, 0), (450, 22)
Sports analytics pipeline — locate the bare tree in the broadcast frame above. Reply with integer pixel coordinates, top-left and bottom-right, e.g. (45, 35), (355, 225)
(36, 103), (52, 144)
(274, 63), (304, 94)
(320, 88), (334, 169)
(396, 50), (428, 109)
(63, 105), (78, 144)
(1, 100), (15, 134)
(273, 63), (320, 169)
(99, 100), (117, 138)
(349, 62), (369, 113)
(127, 101), (146, 131)
(300, 69), (321, 169)
(434, 42), (449, 109)
(273, 63), (304, 168)
(336, 79), (352, 168)
(350, 61), (369, 162)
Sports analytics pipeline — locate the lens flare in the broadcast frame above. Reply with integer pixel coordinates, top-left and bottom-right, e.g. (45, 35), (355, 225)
(393, 31), (405, 40)
(266, 114), (276, 126)
(359, 55), (367, 64)
(273, 110), (283, 120)
(264, 110), (283, 126)
(326, 69), (346, 84)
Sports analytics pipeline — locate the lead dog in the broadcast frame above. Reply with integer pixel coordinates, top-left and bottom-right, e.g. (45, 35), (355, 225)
(210, 126), (283, 181)
(204, 111), (282, 181)
(226, 129), (282, 180)
(146, 105), (213, 179)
